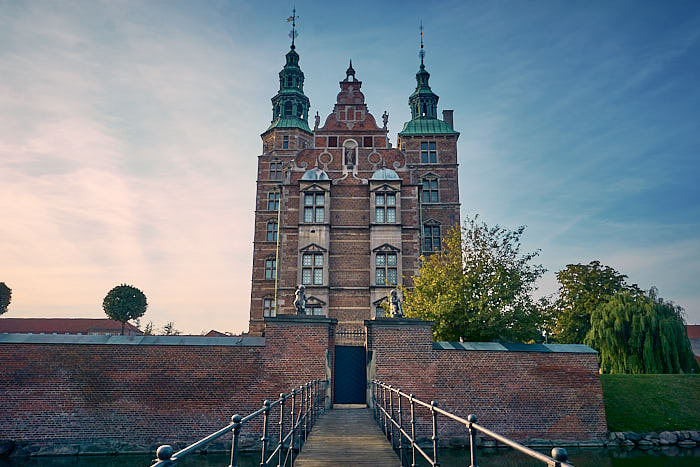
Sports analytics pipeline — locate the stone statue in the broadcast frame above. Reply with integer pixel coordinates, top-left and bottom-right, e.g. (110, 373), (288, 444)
(314, 111), (320, 130)
(382, 111), (389, 129)
(345, 146), (355, 166)
(294, 285), (306, 315)
(389, 289), (404, 318)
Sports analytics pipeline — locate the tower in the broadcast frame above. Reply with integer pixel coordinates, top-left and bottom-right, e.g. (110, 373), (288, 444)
(248, 28), (460, 336)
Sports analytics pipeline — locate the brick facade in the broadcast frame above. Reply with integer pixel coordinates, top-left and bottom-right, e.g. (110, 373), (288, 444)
(0, 319), (605, 456)
(249, 49), (461, 336)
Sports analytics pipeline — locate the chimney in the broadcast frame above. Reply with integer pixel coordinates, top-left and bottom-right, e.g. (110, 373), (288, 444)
(442, 110), (454, 128)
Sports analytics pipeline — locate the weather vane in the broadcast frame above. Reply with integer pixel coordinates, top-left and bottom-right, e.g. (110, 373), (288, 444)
(419, 20), (425, 65)
(287, 7), (299, 49)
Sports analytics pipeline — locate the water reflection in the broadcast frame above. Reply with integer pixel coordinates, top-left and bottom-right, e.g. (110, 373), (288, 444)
(1, 447), (699, 466)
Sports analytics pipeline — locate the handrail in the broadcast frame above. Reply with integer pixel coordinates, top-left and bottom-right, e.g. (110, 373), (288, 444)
(371, 380), (575, 467)
(151, 378), (327, 466)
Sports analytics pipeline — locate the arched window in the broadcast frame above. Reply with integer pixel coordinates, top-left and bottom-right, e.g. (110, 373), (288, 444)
(422, 176), (439, 203)
(284, 101), (292, 116)
(266, 221), (278, 242)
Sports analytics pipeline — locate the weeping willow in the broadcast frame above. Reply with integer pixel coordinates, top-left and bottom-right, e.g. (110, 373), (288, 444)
(585, 288), (699, 374)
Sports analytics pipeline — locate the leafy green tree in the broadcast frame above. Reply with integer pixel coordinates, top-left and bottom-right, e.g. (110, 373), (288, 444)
(553, 261), (636, 343)
(102, 284), (148, 335)
(162, 321), (180, 336)
(0, 282), (11, 315)
(403, 216), (546, 342)
(585, 288), (699, 374)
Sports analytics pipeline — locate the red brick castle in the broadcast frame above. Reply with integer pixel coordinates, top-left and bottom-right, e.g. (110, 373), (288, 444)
(249, 39), (460, 335)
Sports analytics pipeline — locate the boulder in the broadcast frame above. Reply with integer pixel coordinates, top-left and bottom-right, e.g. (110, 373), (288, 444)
(625, 432), (641, 442)
(690, 431), (700, 442)
(678, 440), (697, 448)
(659, 431), (678, 445)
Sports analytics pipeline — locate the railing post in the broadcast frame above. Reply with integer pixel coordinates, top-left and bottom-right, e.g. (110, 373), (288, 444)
(290, 389), (297, 453)
(467, 414), (478, 467)
(430, 400), (440, 467)
(260, 400), (271, 467)
(397, 389), (404, 463)
(389, 385), (396, 449)
(382, 384), (388, 438)
(300, 384), (306, 444)
(229, 414), (242, 467)
(409, 394), (417, 467)
(372, 381), (378, 420)
(551, 447), (568, 467)
(277, 393), (285, 467)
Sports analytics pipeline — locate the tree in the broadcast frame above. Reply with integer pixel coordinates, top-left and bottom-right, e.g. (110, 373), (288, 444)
(162, 321), (180, 336)
(553, 261), (636, 343)
(402, 215), (546, 342)
(102, 284), (148, 335)
(143, 321), (154, 335)
(585, 288), (699, 374)
(0, 282), (11, 316)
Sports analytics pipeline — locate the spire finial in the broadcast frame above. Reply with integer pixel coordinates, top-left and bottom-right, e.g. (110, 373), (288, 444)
(346, 59), (356, 81)
(419, 21), (425, 68)
(287, 7), (299, 49)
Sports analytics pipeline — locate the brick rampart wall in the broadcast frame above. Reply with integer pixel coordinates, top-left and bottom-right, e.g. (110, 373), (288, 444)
(366, 319), (607, 443)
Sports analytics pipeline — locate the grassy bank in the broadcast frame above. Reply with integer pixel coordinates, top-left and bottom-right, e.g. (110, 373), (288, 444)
(601, 374), (700, 432)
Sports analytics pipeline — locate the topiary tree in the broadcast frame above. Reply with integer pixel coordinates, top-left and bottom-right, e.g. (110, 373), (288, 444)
(102, 284), (148, 335)
(0, 282), (11, 315)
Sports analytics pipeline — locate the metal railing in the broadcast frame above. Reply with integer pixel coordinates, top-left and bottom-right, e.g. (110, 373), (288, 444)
(372, 380), (574, 467)
(152, 379), (327, 466)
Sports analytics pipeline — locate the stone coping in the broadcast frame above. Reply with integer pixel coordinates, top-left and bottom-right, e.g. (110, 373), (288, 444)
(434, 341), (597, 354)
(365, 318), (434, 327)
(0, 333), (265, 346)
(264, 315), (338, 325)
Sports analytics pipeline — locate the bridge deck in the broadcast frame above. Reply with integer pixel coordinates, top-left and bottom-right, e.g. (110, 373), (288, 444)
(295, 406), (401, 466)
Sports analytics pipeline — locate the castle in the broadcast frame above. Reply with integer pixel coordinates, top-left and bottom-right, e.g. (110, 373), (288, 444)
(248, 36), (461, 336)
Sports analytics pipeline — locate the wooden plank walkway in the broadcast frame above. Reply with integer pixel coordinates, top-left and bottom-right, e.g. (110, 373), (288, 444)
(295, 406), (401, 466)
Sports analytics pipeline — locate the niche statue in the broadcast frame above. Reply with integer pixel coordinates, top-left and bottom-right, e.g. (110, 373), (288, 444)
(294, 285), (306, 315)
(389, 289), (404, 318)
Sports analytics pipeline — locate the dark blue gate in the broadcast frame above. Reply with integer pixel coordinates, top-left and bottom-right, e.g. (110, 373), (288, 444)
(334, 345), (366, 404)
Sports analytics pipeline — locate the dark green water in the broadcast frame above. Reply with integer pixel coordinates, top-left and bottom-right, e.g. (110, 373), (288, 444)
(2, 447), (699, 466)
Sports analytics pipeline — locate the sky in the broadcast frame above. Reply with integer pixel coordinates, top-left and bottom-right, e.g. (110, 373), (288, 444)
(1, 0), (699, 334)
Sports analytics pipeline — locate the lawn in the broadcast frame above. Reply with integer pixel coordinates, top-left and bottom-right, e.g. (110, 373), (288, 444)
(601, 374), (700, 432)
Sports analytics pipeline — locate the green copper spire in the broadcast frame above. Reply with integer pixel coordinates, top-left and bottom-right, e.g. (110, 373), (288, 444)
(399, 23), (458, 136)
(266, 9), (311, 133)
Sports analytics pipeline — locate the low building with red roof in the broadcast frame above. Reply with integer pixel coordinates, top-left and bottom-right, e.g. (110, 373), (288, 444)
(0, 318), (143, 336)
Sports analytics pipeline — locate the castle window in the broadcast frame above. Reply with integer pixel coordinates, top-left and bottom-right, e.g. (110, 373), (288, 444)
(286, 76), (292, 87)
(263, 297), (275, 317)
(376, 252), (398, 285)
(266, 221), (278, 241)
(283, 136), (289, 149)
(296, 104), (303, 118)
(267, 191), (280, 210)
(422, 177), (439, 203)
(328, 136), (338, 147)
(264, 258), (276, 280)
(363, 136), (373, 148)
(303, 192), (325, 223)
(421, 142), (437, 163)
(302, 253), (323, 285)
(423, 223), (441, 252)
(284, 101), (292, 116)
(270, 161), (282, 180)
(375, 193), (396, 223)
(306, 304), (323, 315)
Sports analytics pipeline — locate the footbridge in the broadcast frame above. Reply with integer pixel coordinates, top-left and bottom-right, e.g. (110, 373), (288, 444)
(151, 379), (574, 467)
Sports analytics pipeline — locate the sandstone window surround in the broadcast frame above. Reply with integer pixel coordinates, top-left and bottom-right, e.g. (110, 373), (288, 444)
(263, 297), (275, 317)
(266, 221), (278, 242)
(423, 221), (442, 253)
(298, 183), (329, 225)
(421, 174), (439, 203)
(269, 160), (283, 180)
(264, 257), (276, 280)
(298, 244), (328, 287)
(302, 296), (326, 316)
(372, 244), (402, 287)
(267, 191), (280, 211)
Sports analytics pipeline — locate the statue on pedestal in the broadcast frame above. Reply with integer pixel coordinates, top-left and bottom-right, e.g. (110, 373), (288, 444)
(294, 285), (306, 315)
(389, 289), (404, 318)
